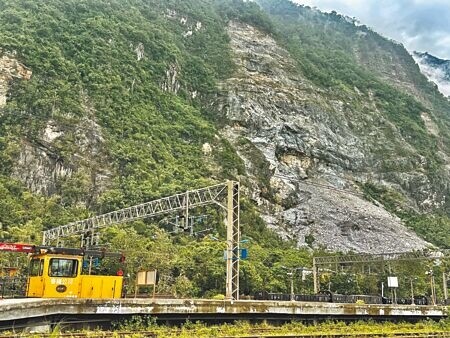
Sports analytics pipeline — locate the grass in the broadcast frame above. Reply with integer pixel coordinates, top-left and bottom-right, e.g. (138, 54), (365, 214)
(18, 319), (449, 338)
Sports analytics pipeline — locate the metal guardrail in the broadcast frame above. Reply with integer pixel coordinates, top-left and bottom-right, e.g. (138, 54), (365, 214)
(253, 291), (444, 306)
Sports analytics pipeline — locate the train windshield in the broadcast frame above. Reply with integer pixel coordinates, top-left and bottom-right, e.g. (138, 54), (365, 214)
(49, 258), (78, 277)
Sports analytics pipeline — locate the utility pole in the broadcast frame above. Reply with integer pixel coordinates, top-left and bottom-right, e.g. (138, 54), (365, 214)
(313, 258), (318, 294)
(282, 266), (303, 301)
(290, 271), (294, 301)
(443, 271), (448, 301)
(284, 269), (295, 301)
(185, 190), (189, 235)
(431, 274), (436, 305)
(427, 269), (436, 305)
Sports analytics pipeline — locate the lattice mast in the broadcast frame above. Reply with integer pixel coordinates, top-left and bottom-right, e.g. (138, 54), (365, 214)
(226, 180), (240, 300)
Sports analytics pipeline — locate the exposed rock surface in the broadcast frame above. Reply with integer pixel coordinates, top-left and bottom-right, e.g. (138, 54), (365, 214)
(11, 118), (110, 201)
(413, 51), (450, 97)
(0, 50), (32, 108)
(216, 22), (430, 253)
(0, 51), (110, 202)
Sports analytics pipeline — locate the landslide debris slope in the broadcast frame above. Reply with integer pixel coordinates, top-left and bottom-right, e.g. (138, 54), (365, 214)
(216, 1), (450, 251)
(0, 0), (448, 253)
(217, 21), (429, 253)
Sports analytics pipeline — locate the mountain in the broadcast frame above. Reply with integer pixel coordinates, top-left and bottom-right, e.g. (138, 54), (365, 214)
(413, 51), (450, 98)
(0, 0), (449, 257)
(219, 0), (450, 251)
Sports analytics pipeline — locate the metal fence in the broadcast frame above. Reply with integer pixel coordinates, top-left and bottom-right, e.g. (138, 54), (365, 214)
(254, 291), (437, 305)
(0, 276), (27, 298)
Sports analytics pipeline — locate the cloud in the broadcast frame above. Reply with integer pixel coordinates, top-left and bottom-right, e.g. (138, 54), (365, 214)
(413, 54), (450, 97)
(293, 0), (450, 59)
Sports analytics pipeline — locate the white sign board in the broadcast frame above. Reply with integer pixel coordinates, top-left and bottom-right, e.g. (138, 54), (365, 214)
(387, 276), (398, 288)
(136, 270), (157, 286)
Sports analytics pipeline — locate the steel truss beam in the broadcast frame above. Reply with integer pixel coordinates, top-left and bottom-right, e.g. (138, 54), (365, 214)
(43, 182), (231, 245)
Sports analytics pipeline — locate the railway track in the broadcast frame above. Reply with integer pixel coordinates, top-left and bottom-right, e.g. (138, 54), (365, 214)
(219, 333), (450, 338)
(1, 331), (448, 338)
(0, 333), (156, 338)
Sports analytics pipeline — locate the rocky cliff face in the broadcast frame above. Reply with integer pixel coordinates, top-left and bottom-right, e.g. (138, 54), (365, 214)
(1, 50), (109, 204)
(0, 50), (32, 108)
(11, 117), (110, 204)
(216, 22), (429, 253)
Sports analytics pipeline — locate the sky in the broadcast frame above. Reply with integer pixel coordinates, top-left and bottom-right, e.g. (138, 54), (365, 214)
(293, 0), (450, 60)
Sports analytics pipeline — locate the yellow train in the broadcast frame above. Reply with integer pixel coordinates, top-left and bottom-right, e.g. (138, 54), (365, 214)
(27, 251), (123, 298)
(0, 243), (124, 299)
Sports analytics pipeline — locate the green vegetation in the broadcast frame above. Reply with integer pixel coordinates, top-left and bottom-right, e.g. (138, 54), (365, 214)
(19, 319), (450, 337)
(145, 320), (450, 338)
(98, 223), (312, 297)
(0, 0), (277, 225)
(363, 182), (450, 248)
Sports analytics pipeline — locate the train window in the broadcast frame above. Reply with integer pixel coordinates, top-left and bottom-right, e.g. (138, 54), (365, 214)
(39, 259), (44, 276)
(29, 258), (43, 276)
(49, 258), (78, 277)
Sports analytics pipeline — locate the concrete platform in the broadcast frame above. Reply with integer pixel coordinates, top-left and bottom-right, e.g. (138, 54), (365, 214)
(0, 298), (448, 324)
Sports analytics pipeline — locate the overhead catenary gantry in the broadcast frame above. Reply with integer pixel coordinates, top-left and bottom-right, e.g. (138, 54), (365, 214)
(312, 249), (450, 294)
(42, 181), (241, 300)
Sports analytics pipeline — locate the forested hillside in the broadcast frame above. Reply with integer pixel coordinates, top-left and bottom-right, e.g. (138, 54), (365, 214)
(0, 0), (449, 296)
